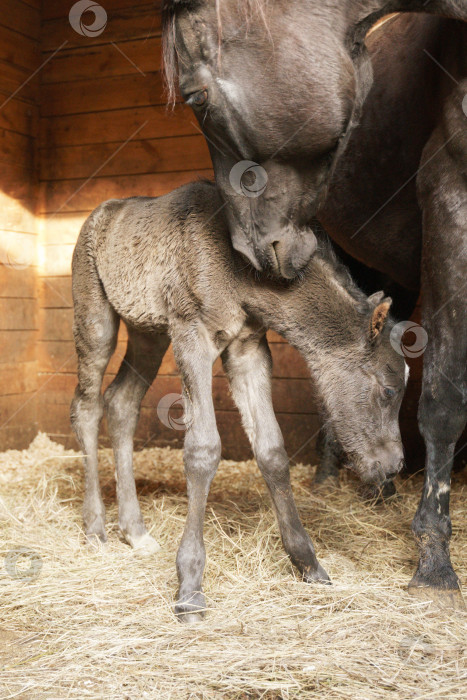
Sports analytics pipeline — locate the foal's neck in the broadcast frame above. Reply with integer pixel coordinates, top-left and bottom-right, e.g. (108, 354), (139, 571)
(243, 255), (365, 360)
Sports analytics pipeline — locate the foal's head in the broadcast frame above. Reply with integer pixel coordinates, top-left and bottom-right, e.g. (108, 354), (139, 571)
(318, 292), (408, 485)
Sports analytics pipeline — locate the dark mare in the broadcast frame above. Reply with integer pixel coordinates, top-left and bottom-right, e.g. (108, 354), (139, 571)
(162, 0), (467, 608)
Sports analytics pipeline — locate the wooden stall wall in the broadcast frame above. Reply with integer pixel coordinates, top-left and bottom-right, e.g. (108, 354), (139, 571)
(0, 0), (40, 449)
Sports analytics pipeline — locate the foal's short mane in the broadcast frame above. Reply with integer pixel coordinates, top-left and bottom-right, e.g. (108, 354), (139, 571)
(162, 0), (269, 105)
(313, 224), (370, 313)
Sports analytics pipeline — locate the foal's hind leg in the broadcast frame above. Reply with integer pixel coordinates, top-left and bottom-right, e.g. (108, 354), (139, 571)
(222, 330), (330, 584)
(104, 328), (170, 554)
(71, 268), (119, 543)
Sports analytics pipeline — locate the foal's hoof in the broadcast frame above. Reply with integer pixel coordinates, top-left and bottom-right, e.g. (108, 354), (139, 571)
(126, 532), (161, 556)
(303, 562), (331, 585)
(177, 612), (204, 624)
(407, 584), (466, 611)
(85, 530), (107, 546)
(175, 592), (206, 623)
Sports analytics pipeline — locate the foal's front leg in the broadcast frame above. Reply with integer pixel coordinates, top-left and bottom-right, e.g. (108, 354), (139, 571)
(223, 332), (330, 584)
(172, 326), (221, 622)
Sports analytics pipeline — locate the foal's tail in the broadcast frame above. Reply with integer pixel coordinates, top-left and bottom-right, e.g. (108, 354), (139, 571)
(71, 202), (120, 373)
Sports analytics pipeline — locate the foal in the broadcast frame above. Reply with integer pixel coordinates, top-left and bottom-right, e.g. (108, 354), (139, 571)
(71, 181), (406, 621)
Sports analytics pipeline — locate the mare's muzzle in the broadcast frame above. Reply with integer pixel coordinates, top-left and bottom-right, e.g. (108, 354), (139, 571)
(232, 224), (318, 279)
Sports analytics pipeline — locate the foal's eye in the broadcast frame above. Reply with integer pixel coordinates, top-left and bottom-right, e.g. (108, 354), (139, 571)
(382, 386), (397, 399)
(188, 89), (208, 108)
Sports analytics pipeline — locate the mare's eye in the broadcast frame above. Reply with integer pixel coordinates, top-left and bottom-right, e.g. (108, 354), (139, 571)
(382, 386), (396, 399)
(188, 89), (208, 108)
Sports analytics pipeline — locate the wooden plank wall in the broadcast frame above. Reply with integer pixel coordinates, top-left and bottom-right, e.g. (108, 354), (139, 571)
(0, 0), (41, 449)
(36, 0), (321, 462)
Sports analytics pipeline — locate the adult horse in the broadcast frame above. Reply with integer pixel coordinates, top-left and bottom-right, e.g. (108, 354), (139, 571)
(161, 0), (467, 608)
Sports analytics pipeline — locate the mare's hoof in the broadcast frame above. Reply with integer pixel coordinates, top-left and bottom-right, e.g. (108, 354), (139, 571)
(126, 532), (161, 556)
(313, 474), (340, 490)
(407, 584), (466, 611)
(303, 562), (331, 585)
(359, 480), (398, 504)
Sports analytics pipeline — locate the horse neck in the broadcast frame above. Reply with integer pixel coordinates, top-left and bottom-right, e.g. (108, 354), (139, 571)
(243, 256), (365, 362)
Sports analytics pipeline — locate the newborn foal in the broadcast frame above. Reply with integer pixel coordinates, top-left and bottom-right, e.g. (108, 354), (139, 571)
(71, 181), (407, 621)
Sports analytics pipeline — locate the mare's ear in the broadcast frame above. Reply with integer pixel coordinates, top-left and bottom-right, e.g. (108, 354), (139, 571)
(358, 1), (467, 23)
(368, 294), (392, 344)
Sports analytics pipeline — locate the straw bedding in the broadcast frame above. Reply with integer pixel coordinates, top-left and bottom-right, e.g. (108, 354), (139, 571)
(0, 433), (465, 699)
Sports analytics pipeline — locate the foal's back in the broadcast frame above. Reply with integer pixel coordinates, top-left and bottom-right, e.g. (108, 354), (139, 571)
(77, 182), (242, 333)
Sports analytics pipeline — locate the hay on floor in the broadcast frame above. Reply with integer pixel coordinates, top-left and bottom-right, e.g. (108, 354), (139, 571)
(0, 433), (465, 699)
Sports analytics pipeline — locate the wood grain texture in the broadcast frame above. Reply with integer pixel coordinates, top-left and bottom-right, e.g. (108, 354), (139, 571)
(42, 38), (161, 84)
(42, 5), (162, 53)
(42, 0), (161, 22)
(40, 134), (211, 180)
(0, 1), (40, 41)
(39, 169), (213, 215)
(41, 73), (168, 117)
(40, 104), (198, 148)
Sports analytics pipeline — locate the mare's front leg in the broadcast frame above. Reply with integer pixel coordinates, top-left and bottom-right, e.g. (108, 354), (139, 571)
(314, 424), (341, 485)
(222, 331), (329, 584)
(172, 325), (221, 622)
(409, 86), (467, 610)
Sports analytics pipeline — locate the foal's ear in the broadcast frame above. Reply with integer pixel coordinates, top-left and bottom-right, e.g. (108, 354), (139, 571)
(367, 291), (385, 307)
(368, 294), (392, 344)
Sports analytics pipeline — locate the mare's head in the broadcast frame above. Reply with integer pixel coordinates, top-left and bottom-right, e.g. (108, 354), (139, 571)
(162, 0), (461, 278)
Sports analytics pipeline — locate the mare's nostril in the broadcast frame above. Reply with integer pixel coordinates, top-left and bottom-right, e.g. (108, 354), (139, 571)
(271, 241), (281, 273)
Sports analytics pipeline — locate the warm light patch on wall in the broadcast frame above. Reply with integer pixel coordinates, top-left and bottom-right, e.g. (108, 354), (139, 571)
(38, 212), (87, 276)
(0, 193), (38, 272)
